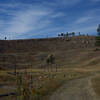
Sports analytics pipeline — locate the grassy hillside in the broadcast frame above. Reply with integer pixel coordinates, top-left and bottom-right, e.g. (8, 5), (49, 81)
(0, 36), (98, 69)
(1, 36), (100, 100)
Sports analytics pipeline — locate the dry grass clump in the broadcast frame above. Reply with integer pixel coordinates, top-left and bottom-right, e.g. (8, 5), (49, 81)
(92, 75), (100, 97)
(0, 69), (90, 100)
(0, 73), (16, 86)
(15, 71), (90, 100)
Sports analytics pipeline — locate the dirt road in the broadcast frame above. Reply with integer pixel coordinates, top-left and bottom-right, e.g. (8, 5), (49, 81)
(48, 75), (99, 100)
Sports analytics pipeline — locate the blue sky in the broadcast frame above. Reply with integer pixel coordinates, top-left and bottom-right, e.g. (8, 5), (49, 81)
(0, 0), (100, 39)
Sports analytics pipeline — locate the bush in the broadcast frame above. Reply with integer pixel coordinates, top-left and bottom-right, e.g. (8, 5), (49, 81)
(94, 48), (100, 51)
(95, 36), (100, 46)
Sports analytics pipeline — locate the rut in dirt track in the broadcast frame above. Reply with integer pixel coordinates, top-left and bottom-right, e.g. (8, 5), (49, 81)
(48, 75), (99, 100)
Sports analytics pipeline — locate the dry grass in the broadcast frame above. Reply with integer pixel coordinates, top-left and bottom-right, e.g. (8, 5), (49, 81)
(92, 75), (100, 97)
(0, 69), (91, 100)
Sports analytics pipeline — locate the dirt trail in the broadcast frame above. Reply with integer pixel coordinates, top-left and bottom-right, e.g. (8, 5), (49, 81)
(48, 75), (99, 100)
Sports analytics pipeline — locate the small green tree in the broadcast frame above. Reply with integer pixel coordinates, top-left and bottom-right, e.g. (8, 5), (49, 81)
(46, 54), (55, 72)
(61, 33), (64, 37)
(96, 24), (100, 46)
(97, 24), (100, 36)
(72, 32), (75, 36)
(58, 34), (61, 37)
(49, 54), (55, 64)
(79, 32), (81, 36)
(46, 57), (50, 72)
(66, 32), (69, 37)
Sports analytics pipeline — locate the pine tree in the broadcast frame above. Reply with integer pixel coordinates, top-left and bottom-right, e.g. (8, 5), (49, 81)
(97, 24), (100, 36)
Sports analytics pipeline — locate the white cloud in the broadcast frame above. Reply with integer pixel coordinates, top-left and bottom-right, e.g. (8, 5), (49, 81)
(5, 9), (50, 32)
(42, 0), (82, 8)
(51, 12), (65, 18)
(70, 25), (97, 33)
(66, 8), (100, 35)
(0, 0), (99, 39)
(90, 0), (100, 2)
(75, 16), (93, 24)
(0, 3), (66, 39)
(53, 0), (81, 6)
(59, 0), (81, 5)
(3, 9), (51, 38)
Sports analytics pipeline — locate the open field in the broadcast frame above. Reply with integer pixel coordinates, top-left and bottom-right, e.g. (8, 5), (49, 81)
(92, 75), (100, 98)
(0, 68), (94, 100)
(0, 36), (100, 100)
(1, 67), (100, 100)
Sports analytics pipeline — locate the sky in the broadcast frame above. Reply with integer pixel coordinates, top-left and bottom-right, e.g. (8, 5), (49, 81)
(0, 0), (100, 39)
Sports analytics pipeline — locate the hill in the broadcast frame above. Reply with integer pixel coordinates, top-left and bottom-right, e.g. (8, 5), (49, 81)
(0, 36), (98, 70)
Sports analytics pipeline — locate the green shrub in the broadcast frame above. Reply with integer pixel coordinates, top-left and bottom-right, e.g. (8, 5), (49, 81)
(95, 36), (100, 46)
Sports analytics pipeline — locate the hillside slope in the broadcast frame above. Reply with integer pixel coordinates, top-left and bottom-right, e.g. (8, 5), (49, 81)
(0, 36), (98, 69)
